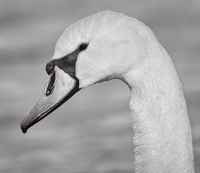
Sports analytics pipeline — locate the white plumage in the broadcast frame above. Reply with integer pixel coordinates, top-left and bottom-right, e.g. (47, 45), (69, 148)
(21, 10), (195, 173)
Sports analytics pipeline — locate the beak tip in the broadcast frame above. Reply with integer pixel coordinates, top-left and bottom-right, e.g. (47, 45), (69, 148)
(21, 125), (27, 134)
(20, 120), (28, 134)
(22, 129), (27, 134)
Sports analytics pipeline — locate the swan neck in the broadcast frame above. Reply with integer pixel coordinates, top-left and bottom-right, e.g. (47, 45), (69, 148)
(124, 52), (194, 172)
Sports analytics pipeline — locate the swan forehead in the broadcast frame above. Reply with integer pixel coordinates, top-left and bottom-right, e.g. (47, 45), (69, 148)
(52, 10), (129, 60)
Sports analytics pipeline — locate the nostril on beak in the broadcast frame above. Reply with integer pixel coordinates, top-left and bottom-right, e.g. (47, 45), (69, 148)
(46, 72), (56, 96)
(46, 84), (54, 96)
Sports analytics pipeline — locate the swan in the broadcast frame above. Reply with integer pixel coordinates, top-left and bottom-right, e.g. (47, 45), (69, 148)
(21, 10), (194, 173)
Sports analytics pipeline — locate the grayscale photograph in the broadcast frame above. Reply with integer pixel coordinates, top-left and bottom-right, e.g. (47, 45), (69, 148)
(1, 0), (199, 172)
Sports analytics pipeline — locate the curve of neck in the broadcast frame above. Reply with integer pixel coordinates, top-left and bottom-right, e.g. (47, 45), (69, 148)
(124, 45), (194, 173)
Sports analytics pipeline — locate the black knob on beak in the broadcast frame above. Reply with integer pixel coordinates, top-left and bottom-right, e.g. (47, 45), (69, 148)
(46, 61), (55, 75)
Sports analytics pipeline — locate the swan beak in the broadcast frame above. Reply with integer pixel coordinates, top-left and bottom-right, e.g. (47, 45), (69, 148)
(21, 69), (79, 133)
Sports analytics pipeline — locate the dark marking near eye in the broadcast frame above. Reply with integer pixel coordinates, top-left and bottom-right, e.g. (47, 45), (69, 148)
(46, 72), (55, 96)
(45, 42), (89, 78)
(45, 42), (89, 96)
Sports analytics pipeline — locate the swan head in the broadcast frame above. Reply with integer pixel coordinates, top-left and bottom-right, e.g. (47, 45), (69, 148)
(21, 10), (145, 133)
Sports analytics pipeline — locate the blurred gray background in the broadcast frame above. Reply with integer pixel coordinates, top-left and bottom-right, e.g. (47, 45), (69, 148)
(0, 0), (200, 172)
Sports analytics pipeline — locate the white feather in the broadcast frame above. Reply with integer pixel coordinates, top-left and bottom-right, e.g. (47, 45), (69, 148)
(53, 10), (195, 173)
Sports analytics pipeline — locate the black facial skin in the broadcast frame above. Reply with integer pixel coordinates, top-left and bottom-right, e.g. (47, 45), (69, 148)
(45, 43), (88, 96)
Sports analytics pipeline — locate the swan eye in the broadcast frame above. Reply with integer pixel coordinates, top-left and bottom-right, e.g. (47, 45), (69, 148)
(78, 43), (88, 51)
(46, 62), (54, 75)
